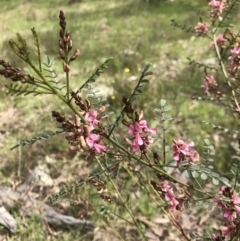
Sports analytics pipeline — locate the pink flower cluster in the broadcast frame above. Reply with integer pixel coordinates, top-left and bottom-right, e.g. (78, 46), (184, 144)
(194, 22), (209, 36)
(78, 107), (107, 154)
(208, 0), (225, 19)
(201, 75), (218, 94)
(228, 45), (240, 77)
(212, 186), (240, 238)
(160, 181), (179, 211)
(128, 119), (157, 153)
(213, 186), (240, 222)
(172, 139), (199, 166)
(210, 34), (227, 48)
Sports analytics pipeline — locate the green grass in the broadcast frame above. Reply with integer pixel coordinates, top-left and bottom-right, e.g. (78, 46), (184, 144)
(0, 0), (240, 240)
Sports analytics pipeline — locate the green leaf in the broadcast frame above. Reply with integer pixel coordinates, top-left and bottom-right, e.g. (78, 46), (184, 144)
(166, 160), (176, 166)
(10, 129), (64, 150)
(189, 165), (200, 171)
(200, 167), (211, 173)
(31, 27), (42, 72)
(142, 63), (152, 73)
(204, 139), (210, 145)
(164, 126), (172, 131)
(140, 79), (149, 84)
(138, 82), (148, 87)
(208, 172), (219, 178)
(208, 158), (214, 162)
(176, 168), (182, 174)
(200, 173), (208, 180)
(212, 178), (219, 185)
(160, 99), (166, 107)
(192, 171), (199, 178)
(10, 144), (21, 150)
(219, 177), (231, 187)
(180, 160), (189, 166)
(134, 89), (142, 95)
(185, 170), (191, 178)
(144, 71), (153, 76)
(163, 106), (171, 112)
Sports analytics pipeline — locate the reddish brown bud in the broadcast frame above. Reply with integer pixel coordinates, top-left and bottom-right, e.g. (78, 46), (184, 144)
(79, 135), (87, 150)
(135, 112), (140, 122)
(122, 119), (129, 127)
(68, 39), (73, 51)
(59, 29), (64, 38)
(69, 49), (80, 63)
(59, 40), (64, 49)
(52, 111), (60, 117)
(83, 125), (91, 138)
(85, 99), (91, 109)
(59, 11), (66, 30)
(63, 62), (70, 72)
(59, 48), (65, 60)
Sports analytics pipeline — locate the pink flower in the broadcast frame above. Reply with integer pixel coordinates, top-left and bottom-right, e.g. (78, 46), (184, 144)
(86, 133), (106, 153)
(221, 223), (235, 236)
(128, 120), (157, 136)
(210, 34), (227, 48)
(138, 120), (157, 134)
(211, 233), (218, 239)
(128, 120), (157, 153)
(228, 45), (240, 77)
(187, 150), (200, 163)
(85, 109), (99, 126)
(213, 186), (240, 222)
(172, 140), (194, 162)
(194, 22), (209, 36)
(201, 75), (217, 94)
(161, 181), (179, 211)
(208, 0), (225, 19)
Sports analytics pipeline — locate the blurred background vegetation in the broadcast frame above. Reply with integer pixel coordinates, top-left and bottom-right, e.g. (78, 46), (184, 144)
(0, 0), (240, 240)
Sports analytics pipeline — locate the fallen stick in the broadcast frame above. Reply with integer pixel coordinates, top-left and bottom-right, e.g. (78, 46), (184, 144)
(0, 185), (95, 233)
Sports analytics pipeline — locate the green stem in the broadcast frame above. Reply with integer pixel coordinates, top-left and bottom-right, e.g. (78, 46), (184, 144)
(108, 69), (147, 137)
(109, 211), (134, 225)
(162, 110), (166, 165)
(108, 221), (126, 241)
(66, 67), (70, 102)
(95, 157), (148, 241)
(27, 58), (86, 123)
(150, 178), (191, 241)
(213, 34), (240, 111)
(105, 135), (213, 198)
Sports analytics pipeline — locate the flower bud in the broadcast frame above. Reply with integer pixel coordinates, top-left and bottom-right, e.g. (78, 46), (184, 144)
(83, 125), (91, 138)
(122, 119), (130, 126)
(79, 135), (87, 150)
(59, 40), (64, 49)
(85, 99), (91, 109)
(68, 39), (73, 52)
(98, 106), (106, 113)
(59, 29), (64, 38)
(59, 48), (65, 60)
(63, 62), (70, 72)
(69, 49), (80, 63)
